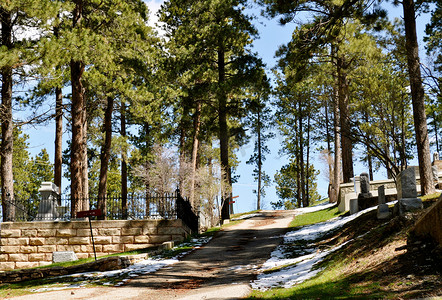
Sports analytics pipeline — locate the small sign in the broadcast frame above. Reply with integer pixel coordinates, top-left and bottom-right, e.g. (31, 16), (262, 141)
(232, 195), (239, 199)
(75, 209), (102, 261)
(76, 209), (102, 218)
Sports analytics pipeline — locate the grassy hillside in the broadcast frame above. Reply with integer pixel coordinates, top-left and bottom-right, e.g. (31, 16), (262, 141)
(249, 199), (442, 299)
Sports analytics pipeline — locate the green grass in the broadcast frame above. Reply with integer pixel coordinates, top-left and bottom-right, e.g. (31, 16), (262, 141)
(289, 205), (345, 228)
(249, 259), (390, 299)
(247, 205), (389, 299)
(160, 244), (195, 259)
(312, 197), (330, 206)
(13, 246), (158, 272)
(419, 192), (441, 202)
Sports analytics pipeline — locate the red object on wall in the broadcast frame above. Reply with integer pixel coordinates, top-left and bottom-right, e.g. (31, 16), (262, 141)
(76, 209), (102, 218)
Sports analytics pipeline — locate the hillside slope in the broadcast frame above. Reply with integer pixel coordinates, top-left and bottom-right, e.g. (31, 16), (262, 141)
(250, 200), (442, 299)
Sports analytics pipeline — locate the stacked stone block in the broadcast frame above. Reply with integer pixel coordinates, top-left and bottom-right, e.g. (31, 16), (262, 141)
(0, 219), (190, 271)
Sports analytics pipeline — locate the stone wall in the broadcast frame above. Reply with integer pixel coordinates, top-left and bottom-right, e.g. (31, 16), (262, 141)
(0, 219), (190, 271)
(412, 195), (442, 247)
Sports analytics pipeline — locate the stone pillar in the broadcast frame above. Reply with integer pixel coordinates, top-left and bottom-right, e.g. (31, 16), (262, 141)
(352, 176), (360, 195)
(432, 165), (439, 188)
(359, 172), (371, 194)
(357, 172), (373, 211)
(35, 182), (60, 221)
(377, 185), (390, 219)
(395, 168), (423, 215)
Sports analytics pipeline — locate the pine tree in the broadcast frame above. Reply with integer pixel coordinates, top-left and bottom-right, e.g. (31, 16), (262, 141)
(246, 72), (273, 210)
(159, 0), (262, 219)
(0, 0), (59, 220)
(400, 0), (434, 195)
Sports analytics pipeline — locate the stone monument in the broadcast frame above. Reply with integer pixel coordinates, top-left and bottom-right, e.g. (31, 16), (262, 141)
(432, 165), (439, 188)
(34, 182), (60, 221)
(395, 168), (423, 215)
(357, 172), (373, 211)
(377, 185), (391, 219)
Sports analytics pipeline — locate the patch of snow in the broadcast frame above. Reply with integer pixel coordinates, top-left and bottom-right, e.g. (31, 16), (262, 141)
(32, 283), (84, 293)
(261, 247), (316, 271)
(231, 213), (262, 221)
(252, 202), (397, 290)
(50, 236), (212, 288)
(293, 202), (336, 215)
(285, 204), (380, 242)
(228, 264), (259, 271)
(252, 241), (349, 290)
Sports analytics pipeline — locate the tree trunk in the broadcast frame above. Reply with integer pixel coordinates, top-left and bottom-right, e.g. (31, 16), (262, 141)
(337, 56), (354, 183)
(402, 0), (435, 195)
(331, 65), (342, 203)
(82, 119), (89, 210)
(368, 152), (373, 181)
(54, 87), (63, 198)
(54, 23), (63, 199)
(304, 115), (311, 207)
(178, 103), (189, 193)
(98, 96), (114, 219)
(0, 8), (15, 221)
(385, 143), (393, 178)
(364, 112), (374, 181)
(296, 109), (301, 208)
(257, 107), (262, 210)
(121, 103), (128, 219)
(70, 59), (86, 213)
(325, 101), (333, 185)
(190, 101), (201, 208)
(299, 100), (305, 207)
(218, 47), (231, 219)
(70, 0), (88, 216)
(432, 110), (439, 154)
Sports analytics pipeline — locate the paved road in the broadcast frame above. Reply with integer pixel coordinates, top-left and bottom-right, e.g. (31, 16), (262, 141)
(9, 210), (294, 300)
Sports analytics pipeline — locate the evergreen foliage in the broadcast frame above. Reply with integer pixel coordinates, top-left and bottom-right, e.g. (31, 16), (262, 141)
(0, 0), (441, 220)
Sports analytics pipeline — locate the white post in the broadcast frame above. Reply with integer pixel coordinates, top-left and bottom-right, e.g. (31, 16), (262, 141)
(35, 182), (60, 221)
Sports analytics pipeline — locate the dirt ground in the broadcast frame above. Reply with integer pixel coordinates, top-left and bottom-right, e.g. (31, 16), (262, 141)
(6, 210), (295, 300)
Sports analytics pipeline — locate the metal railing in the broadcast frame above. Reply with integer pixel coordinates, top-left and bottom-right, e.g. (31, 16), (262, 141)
(0, 189), (199, 232)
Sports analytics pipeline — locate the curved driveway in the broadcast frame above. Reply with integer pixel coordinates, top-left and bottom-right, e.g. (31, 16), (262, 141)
(9, 210), (294, 300)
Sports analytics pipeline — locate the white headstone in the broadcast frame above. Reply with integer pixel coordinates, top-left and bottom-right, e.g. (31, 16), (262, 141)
(52, 251), (78, 263)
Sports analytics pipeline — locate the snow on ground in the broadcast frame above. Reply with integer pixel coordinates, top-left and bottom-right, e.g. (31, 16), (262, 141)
(285, 204), (379, 242)
(293, 202), (336, 215)
(251, 202), (397, 291)
(252, 241), (351, 290)
(231, 202), (335, 221)
(231, 213), (262, 221)
(32, 236), (212, 293)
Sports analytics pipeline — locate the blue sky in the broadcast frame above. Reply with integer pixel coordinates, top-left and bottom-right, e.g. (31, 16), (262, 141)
(23, 1), (433, 213)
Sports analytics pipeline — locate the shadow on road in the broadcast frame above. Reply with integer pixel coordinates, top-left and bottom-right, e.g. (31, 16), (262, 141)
(122, 211), (295, 297)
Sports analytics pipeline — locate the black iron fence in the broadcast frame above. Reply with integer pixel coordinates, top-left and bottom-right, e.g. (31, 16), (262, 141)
(0, 190), (198, 231)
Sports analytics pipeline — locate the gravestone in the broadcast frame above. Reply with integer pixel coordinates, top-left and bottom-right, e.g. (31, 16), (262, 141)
(53, 251), (78, 263)
(350, 199), (359, 215)
(377, 185), (391, 219)
(360, 173), (371, 194)
(357, 173), (373, 211)
(353, 176), (361, 195)
(395, 168), (423, 215)
(432, 165), (439, 188)
(35, 182), (60, 221)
